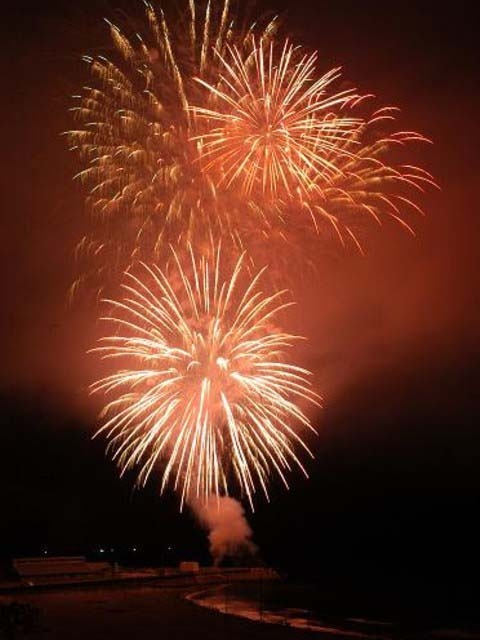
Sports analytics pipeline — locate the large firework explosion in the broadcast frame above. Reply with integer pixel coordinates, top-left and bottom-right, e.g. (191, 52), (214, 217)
(67, 0), (437, 509)
(66, 0), (435, 296)
(91, 249), (319, 508)
(192, 39), (363, 198)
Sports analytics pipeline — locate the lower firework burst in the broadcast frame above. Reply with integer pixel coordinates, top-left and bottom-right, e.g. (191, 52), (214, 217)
(91, 248), (319, 509)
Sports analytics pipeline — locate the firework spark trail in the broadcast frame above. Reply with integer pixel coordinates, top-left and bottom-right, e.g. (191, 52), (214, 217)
(298, 104), (438, 248)
(91, 248), (319, 509)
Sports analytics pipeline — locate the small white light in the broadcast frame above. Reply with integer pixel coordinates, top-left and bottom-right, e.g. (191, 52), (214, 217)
(216, 357), (229, 370)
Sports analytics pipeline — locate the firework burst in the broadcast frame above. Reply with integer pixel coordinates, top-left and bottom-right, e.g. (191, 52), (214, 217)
(192, 39), (363, 197)
(91, 248), (319, 508)
(66, 1), (435, 298)
(193, 37), (437, 250)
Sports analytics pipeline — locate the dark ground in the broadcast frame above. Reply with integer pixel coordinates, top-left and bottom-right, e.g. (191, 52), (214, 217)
(4, 580), (479, 640)
(3, 584), (318, 640)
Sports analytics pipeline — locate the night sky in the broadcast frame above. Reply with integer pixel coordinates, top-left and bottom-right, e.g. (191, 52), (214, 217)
(1, 0), (479, 616)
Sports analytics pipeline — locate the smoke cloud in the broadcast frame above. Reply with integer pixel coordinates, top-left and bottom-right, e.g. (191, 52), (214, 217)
(191, 496), (257, 565)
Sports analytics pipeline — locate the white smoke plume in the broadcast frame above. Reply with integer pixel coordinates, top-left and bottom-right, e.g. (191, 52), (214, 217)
(191, 496), (257, 565)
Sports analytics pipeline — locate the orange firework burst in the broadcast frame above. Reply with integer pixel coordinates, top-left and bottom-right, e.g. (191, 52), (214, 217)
(66, 1), (436, 299)
(91, 249), (319, 508)
(192, 39), (363, 197)
(192, 37), (437, 249)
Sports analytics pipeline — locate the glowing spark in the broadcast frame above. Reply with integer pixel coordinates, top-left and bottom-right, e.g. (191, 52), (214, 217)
(91, 249), (319, 509)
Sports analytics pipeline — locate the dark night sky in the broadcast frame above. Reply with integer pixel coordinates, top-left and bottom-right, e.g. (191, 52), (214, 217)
(1, 0), (479, 610)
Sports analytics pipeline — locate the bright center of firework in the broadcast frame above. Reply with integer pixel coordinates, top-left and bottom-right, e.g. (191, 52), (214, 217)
(188, 323), (231, 382)
(177, 316), (251, 422)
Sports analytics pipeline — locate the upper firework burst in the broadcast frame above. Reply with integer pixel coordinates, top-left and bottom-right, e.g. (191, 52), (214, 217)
(192, 36), (437, 247)
(65, 0), (436, 289)
(192, 40), (363, 197)
(91, 248), (319, 508)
